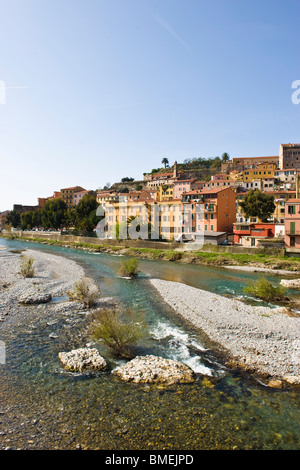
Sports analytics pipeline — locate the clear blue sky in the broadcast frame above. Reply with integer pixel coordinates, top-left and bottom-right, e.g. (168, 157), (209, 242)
(0, 0), (299, 211)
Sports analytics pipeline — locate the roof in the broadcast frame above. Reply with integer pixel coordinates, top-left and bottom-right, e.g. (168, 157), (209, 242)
(61, 186), (85, 190)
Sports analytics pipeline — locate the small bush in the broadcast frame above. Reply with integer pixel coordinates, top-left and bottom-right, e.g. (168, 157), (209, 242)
(244, 277), (287, 302)
(118, 258), (139, 278)
(20, 255), (35, 278)
(68, 277), (100, 308)
(89, 307), (147, 359)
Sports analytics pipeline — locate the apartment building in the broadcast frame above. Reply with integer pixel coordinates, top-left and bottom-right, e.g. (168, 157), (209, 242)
(279, 143), (300, 170)
(182, 187), (236, 233)
(241, 162), (277, 182)
(60, 186), (85, 207)
(73, 190), (96, 205)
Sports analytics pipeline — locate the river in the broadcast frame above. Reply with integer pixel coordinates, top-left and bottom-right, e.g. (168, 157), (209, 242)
(0, 237), (299, 450)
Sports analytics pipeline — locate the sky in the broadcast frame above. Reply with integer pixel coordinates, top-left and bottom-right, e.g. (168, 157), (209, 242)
(0, 0), (299, 211)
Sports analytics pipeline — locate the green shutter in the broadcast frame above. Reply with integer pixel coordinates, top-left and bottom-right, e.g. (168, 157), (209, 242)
(290, 222), (296, 235)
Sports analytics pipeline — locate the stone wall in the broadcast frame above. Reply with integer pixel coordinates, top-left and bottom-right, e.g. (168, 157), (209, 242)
(4, 230), (286, 256)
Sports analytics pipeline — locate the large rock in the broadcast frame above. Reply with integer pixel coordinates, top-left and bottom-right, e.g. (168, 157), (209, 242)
(112, 355), (195, 384)
(280, 278), (300, 289)
(58, 347), (108, 372)
(19, 292), (52, 304)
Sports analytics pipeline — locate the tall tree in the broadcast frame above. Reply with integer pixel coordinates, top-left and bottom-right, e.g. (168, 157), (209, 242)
(161, 157), (169, 169)
(5, 210), (21, 228)
(239, 190), (275, 223)
(73, 194), (100, 233)
(221, 152), (230, 162)
(41, 198), (68, 229)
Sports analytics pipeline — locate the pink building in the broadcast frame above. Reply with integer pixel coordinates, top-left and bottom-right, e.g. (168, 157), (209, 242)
(73, 190), (96, 205)
(284, 199), (300, 249)
(173, 179), (195, 199)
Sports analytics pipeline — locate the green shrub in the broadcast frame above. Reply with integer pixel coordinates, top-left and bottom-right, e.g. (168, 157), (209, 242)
(243, 277), (287, 302)
(118, 258), (139, 278)
(89, 308), (147, 359)
(68, 277), (100, 308)
(20, 255), (35, 278)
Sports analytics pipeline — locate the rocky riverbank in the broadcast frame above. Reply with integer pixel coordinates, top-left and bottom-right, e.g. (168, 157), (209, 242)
(0, 248), (98, 322)
(150, 278), (300, 387)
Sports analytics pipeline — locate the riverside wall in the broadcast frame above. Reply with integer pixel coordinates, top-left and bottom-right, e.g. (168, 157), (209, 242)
(2, 230), (287, 256)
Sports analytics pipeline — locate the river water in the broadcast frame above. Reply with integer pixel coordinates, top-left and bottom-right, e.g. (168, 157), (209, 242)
(0, 238), (299, 450)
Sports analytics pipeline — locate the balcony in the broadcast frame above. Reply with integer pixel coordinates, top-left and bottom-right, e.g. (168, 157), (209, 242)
(286, 230), (300, 236)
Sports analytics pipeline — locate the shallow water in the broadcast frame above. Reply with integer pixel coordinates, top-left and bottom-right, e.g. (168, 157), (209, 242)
(0, 238), (299, 450)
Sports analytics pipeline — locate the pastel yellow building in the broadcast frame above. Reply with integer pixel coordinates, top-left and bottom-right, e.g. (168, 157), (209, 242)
(241, 163), (276, 183)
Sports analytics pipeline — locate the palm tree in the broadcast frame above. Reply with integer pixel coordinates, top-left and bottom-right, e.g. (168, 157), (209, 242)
(161, 157), (169, 169)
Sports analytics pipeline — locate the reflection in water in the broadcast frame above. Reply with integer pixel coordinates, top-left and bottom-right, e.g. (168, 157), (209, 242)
(0, 238), (299, 450)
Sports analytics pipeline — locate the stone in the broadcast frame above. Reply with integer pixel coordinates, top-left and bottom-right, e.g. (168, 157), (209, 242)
(280, 279), (300, 289)
(283, 375), (300, 386)
(58, 347), (108, 372)
(19, 292), (52, 305)
(111, 355), (195, 385)
(268, 379), (283, 389)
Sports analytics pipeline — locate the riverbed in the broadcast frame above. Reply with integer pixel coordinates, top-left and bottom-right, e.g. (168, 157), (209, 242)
(0, 237), (299, 450)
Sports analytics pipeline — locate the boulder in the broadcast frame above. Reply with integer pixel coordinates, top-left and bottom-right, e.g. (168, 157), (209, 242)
(280, 279), (300, 289)
(19, 292), (52, 304)
(112, 355), (195, 384)
(58, 347), (108, 372)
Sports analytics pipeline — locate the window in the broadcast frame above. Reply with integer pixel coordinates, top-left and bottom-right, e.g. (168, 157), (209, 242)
(288, 205), (296, 214)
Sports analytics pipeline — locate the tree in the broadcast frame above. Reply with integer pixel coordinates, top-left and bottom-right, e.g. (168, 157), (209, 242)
(221, 152), (230, 163)
(73, 194), (100, 233)
(211, 156), (221, 170)
(20, 211), (34, 230)
(121, 177), (134, 182)
(239, 190), (275, 223)
(41, 198), (68, 229)
(5, 210), (21, 228)
(161, 157), (169, 169)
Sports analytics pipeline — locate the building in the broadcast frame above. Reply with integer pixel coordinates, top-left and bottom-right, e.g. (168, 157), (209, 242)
(60, 186), (85, 208)
(274, 168), (300, 185)
(73, 190), (96, 205)
(146, 161), (182, 188)
(13, 204), (38, 214)
(284, 199), (300, 249)
(96, 190), (118, 205)
(0, 210), (9, 230)
(233, 222), (276, 247)
(231, 155), (279, 170)
(279, 143), (300, 170)
(182, 187), (236, 233)
(173, 179), (195, 199)
(241, 162), (277, 182)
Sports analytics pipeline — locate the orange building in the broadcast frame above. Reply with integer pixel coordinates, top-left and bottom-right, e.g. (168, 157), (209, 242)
(182, 187), (236, 233)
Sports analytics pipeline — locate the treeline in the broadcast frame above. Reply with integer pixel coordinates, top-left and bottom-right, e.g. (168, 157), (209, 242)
(6, 194), (101, 233)
(149, 153), (230, 175)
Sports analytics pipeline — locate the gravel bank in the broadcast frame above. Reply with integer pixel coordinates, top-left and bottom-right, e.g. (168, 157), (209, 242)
(150, 278), (300, 384)
(0, 249), (94, 322)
